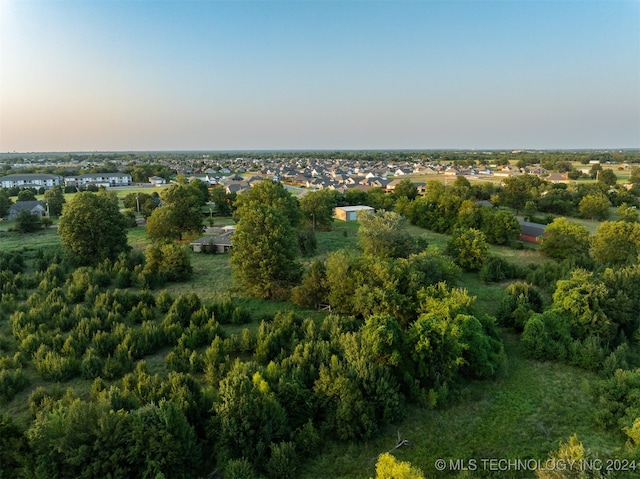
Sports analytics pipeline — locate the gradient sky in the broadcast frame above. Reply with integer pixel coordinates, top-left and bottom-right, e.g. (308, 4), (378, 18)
(1, 0), (639, 152)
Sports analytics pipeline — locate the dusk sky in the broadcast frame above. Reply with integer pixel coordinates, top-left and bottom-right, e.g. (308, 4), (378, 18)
(1, 0), (638, 152)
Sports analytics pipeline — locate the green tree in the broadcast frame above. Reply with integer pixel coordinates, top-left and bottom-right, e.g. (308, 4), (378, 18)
(231, 203), (302, 299)
(446, 228), (489, 271)
(498, 174), (543, 214)
(58, 192), (130, 266)
(43, 186), (66, 216)
(0, 189), (13, 217)
(578, 193), (611, 220)
(480, 209), (521, 246)
(214, 362), (288, 465)
(393, 179), (419, 200)
(553, 269), (613, 342)
(146, 205), (183, 241)
(144, 242), (193, 283)
(15, 209), (42, 233)
(299, 189), (338, 230)
(591, 221), (640, 267)
(597, 168), (618, 188)
(357, 210), (413, 259)
(540, 217), (591, 261)
(17, 189), (36, 201)
(147, 183), (203, 241)
(366, 187), (395, 211)
(123, 192), (158, 218)
(617, 203), (638, 223)
(589, 163), (603, 179)
(234, 180), (301, 227)
(209, 185), (236, 216)
(630, 166), (640, 186)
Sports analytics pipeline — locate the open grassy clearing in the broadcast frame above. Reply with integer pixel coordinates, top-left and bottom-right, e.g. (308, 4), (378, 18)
(299, 332), (623, 479)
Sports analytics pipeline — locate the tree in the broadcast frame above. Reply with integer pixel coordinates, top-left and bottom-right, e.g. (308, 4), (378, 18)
(540, 217), (591, 261)
(43, 186), (66, 216)
(123, 192), (158, 218)
(17, 189), (36, 201)
(480, 209), (520, 246)
(535, 435), (605, 479)
(0, 189), (13, 218)
(630, 166), (640, 186)
(214, 362), (288, 464)
(231, 203), (302, 299)
(446, 228), (489, 271)
(146, 183), (203, 241)
(144, 242), (193, 283)
(373, 453), (425, 479)
(591, 221), (640, 267)
(58, 192), (130, 266)
(146, 206), (183, 241)
(209, 185), (236, 216)
(393, 179), (418, 201)
(617, 203), (638, 223)
(578, 193), (611, 220)
(234, 180), (301, 227)
(597, 168), (618, 188)
(15, 209), (42, 233)
(299, 189), (338, 230)
(357, 210), (413, 259)
(589, 163), (603, 179)
(498, 174), (543, 214)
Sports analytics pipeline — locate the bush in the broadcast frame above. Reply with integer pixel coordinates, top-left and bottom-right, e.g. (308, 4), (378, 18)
(266, 441), (297, 479)
(0, 368), (30, 403)
(521, 310), (571, 361)
(479, 256), (523, 283)
(224, 458), (258, 479)
(496, 282), (543, 330)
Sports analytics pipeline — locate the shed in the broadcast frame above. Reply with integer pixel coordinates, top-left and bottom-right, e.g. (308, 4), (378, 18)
(333, 205), (374, 221)
(519, 221), (547, 244)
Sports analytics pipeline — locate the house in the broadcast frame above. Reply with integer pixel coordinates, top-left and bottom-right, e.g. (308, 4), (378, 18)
(334, 205), (375, 221)
(546, 173), (569, 184)
(7, 200), (47, 220)
(149, 176), (166, 186)
(190, 230), (234, 253)
(519, 221), (546, 244)
(0, 174), (63, 190)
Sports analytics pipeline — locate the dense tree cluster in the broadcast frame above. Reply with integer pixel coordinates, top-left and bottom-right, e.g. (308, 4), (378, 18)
(0, 243), (505, 478)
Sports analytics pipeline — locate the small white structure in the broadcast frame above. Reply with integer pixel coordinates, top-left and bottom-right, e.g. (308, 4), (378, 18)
(334, 205), (374, 221)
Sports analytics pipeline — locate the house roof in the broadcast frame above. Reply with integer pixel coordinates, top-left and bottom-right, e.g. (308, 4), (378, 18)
(8, 200), (45, 213)
(190, 232), (233, 246)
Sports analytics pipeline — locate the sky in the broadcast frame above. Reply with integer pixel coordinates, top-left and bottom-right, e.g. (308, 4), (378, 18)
(0, 0), (639, 152)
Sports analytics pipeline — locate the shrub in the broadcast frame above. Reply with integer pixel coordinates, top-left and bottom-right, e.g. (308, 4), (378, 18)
(0, 368), (30, 403)
(266, 441), (297, 479)
(479, 256), (523, 283)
